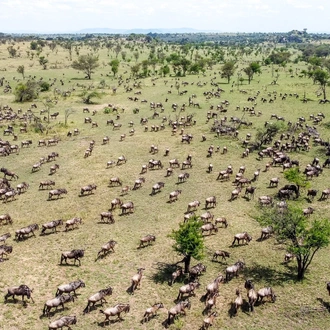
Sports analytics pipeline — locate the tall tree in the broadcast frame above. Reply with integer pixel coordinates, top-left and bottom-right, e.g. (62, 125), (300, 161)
(243, 62), (261, 84)
(109, 59), (120, 77)
(71, 54), (99, 79)
(256, 205), (330, 280)
(221, 61), (236, 83)
(311, 68), (329, 100)
(169, 217), (204, 273)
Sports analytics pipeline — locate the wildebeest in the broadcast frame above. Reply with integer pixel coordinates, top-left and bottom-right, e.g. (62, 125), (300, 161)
(5, 284), (34, 303)
(48, 188), (67, 200)
(203, 274), (224, 301)
(187, 200), (200, 212)
(3, 189), (18, 203)
(48, 315), (77, 330)
(39, 180), (55, 189)
(109, 177), (122, 186)
(0, 245), (13, 259)
(41, 220), (63, 235)
(169, 190), (182, 202)
(200, 211), (214, 223)
(170, 266), (184, 286)
(56, 279), (85, 297)
(232, 232), (252, 245)
(258, 195), (273, 206)
(245, 279), (257, 312)
(212, 250), (230, 261)
(307, 189), (318, 201)
(110, 198), (122, 210)
(49, 164), (60, 175)
(128, 268), (145, 294)
(189, 263), (206, 281)
(0, 213), (12, 225)
(303, 206), (314, 217)
(256, 287), (276, 303)
(121, 201), (134, 215)
(269, 177), (279, 187)
(225, 261), (245, 282)
(83, 287), (113, 314)
(100, 212), (115, 224)
(205, 196), (216, 209)
(177, 281), (200, 301)
(138, 234), (156, 248)
(141, 302), (164, 323)
(60, 249), (84, 266)
(16, 182), (29, 194)
(202, 311), (218, 329)
(233, 289), (243, 314)
(178, 172), (190, 183)
(116, 155), (127, 165)
(80, 184), (97, 195)
(260, 226), (274, 240)
(97, 240), (117, 257)
(167, 300), (191, 325)
(133, 177), (145, 190)
(99, 303), (130, 323)
(43, 294), (75, 317)
(230, 187), (242, 201)
(65, 217), (82, 231)
(151, 182), (165, 195)
(15, 223), (39, 240)
(0, 232), (11, 244)
(214, 217), (228, 228)
(201, 222), (218, 235)
(320, 188), (330, 200)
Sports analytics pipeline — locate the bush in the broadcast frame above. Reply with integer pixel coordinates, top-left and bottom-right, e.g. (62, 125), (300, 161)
(103, 107), (112, 114)
(14, 81), (38, 102)
(39, 81), (50, 92)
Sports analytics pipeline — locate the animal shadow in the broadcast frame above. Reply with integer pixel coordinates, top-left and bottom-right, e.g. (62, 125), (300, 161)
(317, 297), (330, 312)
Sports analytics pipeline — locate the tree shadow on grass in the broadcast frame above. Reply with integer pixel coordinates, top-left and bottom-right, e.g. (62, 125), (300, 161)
(149, 262), (183, 285)
(242, 262), (297, 286)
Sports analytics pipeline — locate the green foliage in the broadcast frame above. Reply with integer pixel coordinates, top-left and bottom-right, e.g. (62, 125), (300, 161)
(38, 81), (50, 92)
(7, 46), (17, 58)
(255, 205), (330, 280)
(284, 168), (310, 190)
(265, 50), (291, 65)
(109, 59), (120, 76)
(310, 68), (329, 99)
(103, 107), (112, 114)
(14, 81), (38, 102)
(80, 90), (101, 104)
(17, 65), (25, 79)
(221, 61), (236, 83)
(71, 54), (99, 79)
(169, 217), (204, 261)
(38, 56), (48, 69)
(30, 41), (38, 50)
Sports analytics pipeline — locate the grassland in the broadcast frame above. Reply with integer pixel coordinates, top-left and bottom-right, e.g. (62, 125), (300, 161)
(0, 38), (330, 330)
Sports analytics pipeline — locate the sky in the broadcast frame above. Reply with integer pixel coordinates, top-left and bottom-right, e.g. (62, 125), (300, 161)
(0, 0), (329, 33)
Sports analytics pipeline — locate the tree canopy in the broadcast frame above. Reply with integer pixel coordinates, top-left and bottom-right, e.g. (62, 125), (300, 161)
(169, 217), (204, 273)
(255, 205), (330, 280)
(71, 54), (99, 79)
(221, 61), (236, 83)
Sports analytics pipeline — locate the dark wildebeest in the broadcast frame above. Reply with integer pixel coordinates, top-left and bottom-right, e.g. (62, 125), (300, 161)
(5, 284), (34, 303)
(48, 315), (77, 330)
(83, 287), (113, 314)
(60, 249), (84, 266)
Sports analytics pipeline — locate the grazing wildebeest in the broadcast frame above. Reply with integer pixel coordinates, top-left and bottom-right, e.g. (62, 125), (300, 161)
(128, 268), (145, 294)
(98, 240), (117, 257)
(100, 212), (115, 224)
(256, 287), (276, 303)
(80, 184), (97, 195)
(99, 303), (130, 323)
(178, 172), (190, 183)
(141, 302), (164, 323)
(60, 249), (84, 266)
(116, 155), (127, 165)
(307, 189), (318, 201)
(167, 300), (191, 325)
(212, 250), (230, 261)
(245, 279), (257, 312)
(0, 232), (11, 244)
(303, 206), (314, 217)
(48, 315), (77, 330)
(43, 294), (75, 317)
(225, 261), (245, 282)
(133, 177), (145, 190)
(232, 232), (252, 245)
(169, 190), (182, 202)
(16, 182), (29, 194)
(0, 245), (13, 259)
(320, 188), (330, 200)
(230, 187), (242, 201)
(205, 196), (216, 209)
(0, 214), (12, 225)
(138, 234), (156, 248)
(176, 281), (200, 301)
(41, 220), (63, 234)
(269, 177), (279, 187)
(65, 217), (82, 231)
(49, 164), (60, 175)
(170, 266), (184, 285)
(214, 217), (228, 228)
(121, 201), (134, 215)
(109, 177), (122, 186)
(260, 226), (274, 240)
(83, 287), (113, 314)
(258, 195), (273, 206)
(48, 188), (67, 200)
(56, 279), (85, 297)
(39, 180), (55, 190)
(151, 182), (165, 195)
(5, 284), (34, 303)
(15, 224), (39, 240)
(187, 200), (200, 212)
(202, 311), (218, 329)
(110, 198), (122, 210)
(200, 222), (218, 235)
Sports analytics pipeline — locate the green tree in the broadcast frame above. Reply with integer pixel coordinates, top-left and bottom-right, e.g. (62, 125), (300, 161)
(80, 90), (101, 104)
(17, 65), (25, 79)
(255, 122), (284, 149)
(30, 41), (38, 50)
(14, 81), (38, 102)
(109, 59), (120, 76)
(71, 54), (99, 79)
(7, 46), (17, 58)
(169, 217), (204, 273)
(221, 61), (236, 83)
(284, 168), (310, 196)
(161, 64), (170, 77)
(244, 62), (261, 84)
(130, 63), (141, 77)
(311, 68), (329, 100)
(39, 56), (48, 69)
(256, 205), (330, 280)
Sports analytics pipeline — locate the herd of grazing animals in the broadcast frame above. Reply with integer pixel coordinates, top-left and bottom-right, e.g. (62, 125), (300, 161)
(1, 56), (330, 329)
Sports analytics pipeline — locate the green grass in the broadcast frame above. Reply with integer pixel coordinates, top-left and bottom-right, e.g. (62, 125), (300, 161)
(0, 40), (330, 330)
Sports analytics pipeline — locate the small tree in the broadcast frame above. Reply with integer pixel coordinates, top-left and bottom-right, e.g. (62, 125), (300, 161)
(244, 62), (261, 84)
(311, 68), (329, 100)
(109, 59), (120, 76)
(169, 217), (204, 273)
(71, 54), (99, 79)
(14, 81), (38, 102)
(256, 205), (330, 280)
(39, 56), (48, 69)
(17, 65), (25, 79)
(64, 108), (76, 126)
(80, 90), (101, 104)
(221, 61), (236, 83)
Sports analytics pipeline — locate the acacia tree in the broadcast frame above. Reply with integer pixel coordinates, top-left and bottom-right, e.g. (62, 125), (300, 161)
(244, 62), (261, 84)
(17, 65), (25, 79)
(311, 68), (329, 100)
(169, 217), (204, 273)
(221, 61), (236, 83)
(256, 205), (330, 280)
(109, 59), (120, 76)
(71, 54), (99, 79)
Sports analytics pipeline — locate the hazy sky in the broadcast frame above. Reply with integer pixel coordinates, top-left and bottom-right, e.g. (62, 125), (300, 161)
(1, 0), (329, 33)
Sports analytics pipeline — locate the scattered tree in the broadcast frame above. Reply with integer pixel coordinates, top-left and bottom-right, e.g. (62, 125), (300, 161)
(17, 65), (25, 79)
(221, 61), (236, 83)
(109, 59), (120, 76)
(244, 62), (261, 84)
(71, 54), (99, 79)
(284, 168), (310, 196)
(14, 81), (38, 102)
(311, 68), (329, 100)
(169, 217), (204, 273)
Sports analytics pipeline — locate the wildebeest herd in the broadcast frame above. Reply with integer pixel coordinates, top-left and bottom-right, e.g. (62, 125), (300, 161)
(1, 45), (330, 330)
